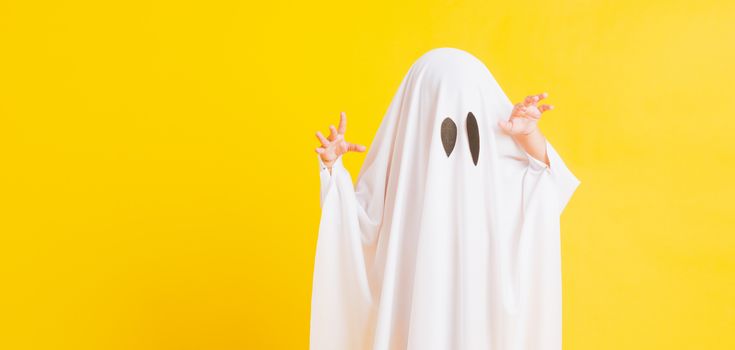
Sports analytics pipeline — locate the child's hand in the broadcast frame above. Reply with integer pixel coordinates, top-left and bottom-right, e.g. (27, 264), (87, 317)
(315, 112), (367, 168)
(498, 92), (554, 136)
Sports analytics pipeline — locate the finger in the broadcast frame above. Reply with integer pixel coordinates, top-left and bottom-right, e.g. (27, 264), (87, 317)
(348, 143), (367, 152)
(523, 95), (537, 106)
(337, 111), (347, 135)
(315, 131), (330, 146)
(328, 125), (338, 141)
(532, 92), (548, 102)
(315, 147), (325, 154)
(539, 104), (554, 113)
(511, 103), (524, 117)
(523, 92), (548, 106)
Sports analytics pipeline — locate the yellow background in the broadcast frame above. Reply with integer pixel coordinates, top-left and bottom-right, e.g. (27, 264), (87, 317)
(1, 0), (733, 349)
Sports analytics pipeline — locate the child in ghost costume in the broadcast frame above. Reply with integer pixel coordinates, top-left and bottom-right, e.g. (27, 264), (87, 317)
(311, 48), (580, 350)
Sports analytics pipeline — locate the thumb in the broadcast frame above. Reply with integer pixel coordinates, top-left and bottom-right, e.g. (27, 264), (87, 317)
(348, 143), (367, 152)
(498, 120), (513, 133)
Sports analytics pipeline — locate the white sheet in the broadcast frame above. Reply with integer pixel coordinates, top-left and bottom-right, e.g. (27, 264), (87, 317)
(310, 47), (581, 350)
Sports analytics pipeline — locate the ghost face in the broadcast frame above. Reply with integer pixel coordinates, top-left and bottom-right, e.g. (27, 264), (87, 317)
(440, 112), (480, 166)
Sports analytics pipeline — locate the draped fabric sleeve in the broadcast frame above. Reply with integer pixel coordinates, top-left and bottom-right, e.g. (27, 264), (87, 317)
(523, 139), (581, 215)
(516, 139), (579, 349)
(317, 154), (385, 244)
(317, 155), (341, 207)
(310, 154), (384, 350)
(310, 70), (404, 350)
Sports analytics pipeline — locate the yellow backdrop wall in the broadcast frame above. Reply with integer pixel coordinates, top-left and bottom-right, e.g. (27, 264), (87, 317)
(1, 0), (733, 349)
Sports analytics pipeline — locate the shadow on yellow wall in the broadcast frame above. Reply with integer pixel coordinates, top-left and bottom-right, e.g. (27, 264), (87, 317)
(1, 0), (733, 349)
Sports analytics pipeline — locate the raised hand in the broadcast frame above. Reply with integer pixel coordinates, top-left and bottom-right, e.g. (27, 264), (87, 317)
(498, 92), (554, 136)
(314, 112), (367, 169)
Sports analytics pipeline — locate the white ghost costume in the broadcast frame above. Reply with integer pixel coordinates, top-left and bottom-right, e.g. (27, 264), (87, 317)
(310, 48), (581, 350)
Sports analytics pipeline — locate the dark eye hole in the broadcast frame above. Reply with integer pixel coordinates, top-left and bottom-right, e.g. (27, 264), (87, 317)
(466, 112), (480, 166)
(440, 117), (457, 157)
